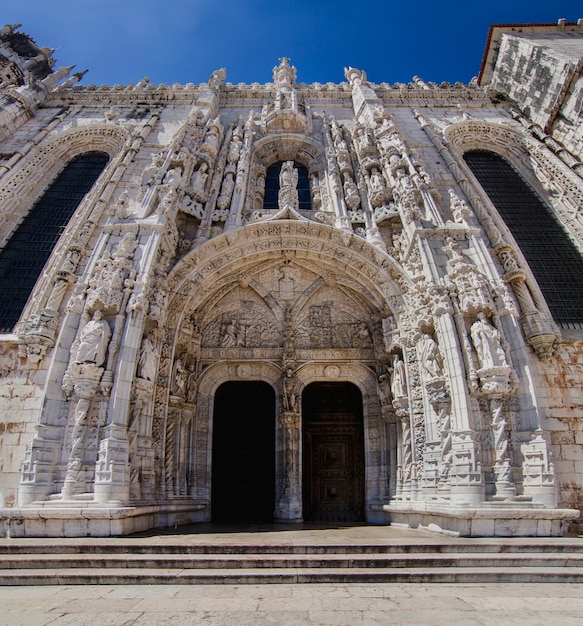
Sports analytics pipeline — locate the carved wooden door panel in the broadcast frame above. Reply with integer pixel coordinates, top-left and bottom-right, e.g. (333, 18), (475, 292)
(303, 383), (365, 522)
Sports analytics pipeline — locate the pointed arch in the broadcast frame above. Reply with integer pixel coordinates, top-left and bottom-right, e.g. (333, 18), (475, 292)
(0, 152), (109, 331)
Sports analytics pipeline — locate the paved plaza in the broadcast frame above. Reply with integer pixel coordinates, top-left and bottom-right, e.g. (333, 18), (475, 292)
(1, 581), (582, 625)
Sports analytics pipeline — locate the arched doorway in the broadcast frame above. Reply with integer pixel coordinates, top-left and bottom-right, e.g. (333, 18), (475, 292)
(302, 382), (365, 522)
(211, 381), (276, 522)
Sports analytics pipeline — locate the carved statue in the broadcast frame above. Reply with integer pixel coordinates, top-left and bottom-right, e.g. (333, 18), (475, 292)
(390, 353), (407, 399)
(220, 320), (239, 347)
(137, 332), (157, 382)
(74, 311), (111, 367)
(171, 352), (188, 397)
(278, 161), (299, 211)
(470, 312), (508, 370)
(279, 161), (298, 190)
(353, 322), (372, 348)
(282, 368), (298, 412)
(343, 173), (360, 210)
(192, 163), (208, 191)
(417, 333), (443, 381)
(377, 371), (392, 406)
(370, 168), (386, 193)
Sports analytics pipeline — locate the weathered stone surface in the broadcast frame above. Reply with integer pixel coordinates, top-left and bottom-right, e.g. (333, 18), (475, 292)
(0, 22), (582, 537)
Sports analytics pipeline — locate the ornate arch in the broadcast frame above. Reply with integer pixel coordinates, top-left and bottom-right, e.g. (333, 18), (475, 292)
(166, 220), (409, 332)
(0, 124), (129, 245)
(251, 133), (325, 174)
(445, 119), (583, 249)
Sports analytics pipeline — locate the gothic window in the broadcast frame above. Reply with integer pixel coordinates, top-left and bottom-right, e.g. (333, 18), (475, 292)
(0, 152), (109, 332)
(464, 150), (583, 327)
(263, 161), (311, 210)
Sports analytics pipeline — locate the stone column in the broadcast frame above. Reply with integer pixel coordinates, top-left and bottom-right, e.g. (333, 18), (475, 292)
(275, 409), (302, 521)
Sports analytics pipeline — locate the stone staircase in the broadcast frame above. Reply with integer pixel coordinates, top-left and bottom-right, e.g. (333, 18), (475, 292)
(1, 535), (583, 584)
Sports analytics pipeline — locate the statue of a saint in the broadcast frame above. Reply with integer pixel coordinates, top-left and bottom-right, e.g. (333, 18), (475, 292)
(221, 320), (239, 347)
(377, 371), (392, 406)
(172, 353), (188, 397)
(137, 332), (157, 382)
(74, 310), (111, 366)
(279, 161), (298, 190)
(192, 163), (208, 191)
(282, 368), (298, 412)
(417, 333), (443, 381)
(390, 353), (407, 399)
(470, 312), (508, 369)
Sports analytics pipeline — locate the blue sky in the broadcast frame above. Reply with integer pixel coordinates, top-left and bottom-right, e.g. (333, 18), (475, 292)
(4, 1), (582, 86)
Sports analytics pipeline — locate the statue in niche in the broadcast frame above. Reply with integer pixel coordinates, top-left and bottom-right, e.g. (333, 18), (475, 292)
(217, 172), (235, 209)
(390, 353), (407, 399)
(171, 352), (188, 397)
(343, 173), (360, 210)
(137, 332), (158, 382)
(370, 168), (386, 193)
(278, 161), (299, 211)
(377, 370), (392, 406)
(417, 333), (443, 381)
(282, 368), (299, 413)
(74, 311), (111, 367)
(279, 160), (298, 189)
(470, 312), (508, 370)
(186, 363), (198, 404)
(191, 163), (209, 191)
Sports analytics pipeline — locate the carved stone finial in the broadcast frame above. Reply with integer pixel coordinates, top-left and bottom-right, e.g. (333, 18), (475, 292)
(0, 23), (22, 36)
(344, 66), (366, 86)
(208, 68), (226, 89)
(273, 57), (297, 87)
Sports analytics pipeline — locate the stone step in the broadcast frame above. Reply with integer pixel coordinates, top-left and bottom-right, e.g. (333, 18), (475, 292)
(2, 552), (583, 570)
(1, 566), (583, 585)
(1, 541), (582, 555)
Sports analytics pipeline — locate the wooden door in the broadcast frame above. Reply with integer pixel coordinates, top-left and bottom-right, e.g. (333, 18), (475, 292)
(303, 382), (365, 522)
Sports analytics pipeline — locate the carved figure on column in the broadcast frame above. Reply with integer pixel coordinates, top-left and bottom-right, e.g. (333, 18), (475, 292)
(191, 162), (209, 196)
(171, 352), (188, 398)
(137, 332), (158, 382)
(390, 353), (407, 399)
(74, 310), (111, 367)
(278, 161), (299, 211)
(282, 368), (299, 413)
(417, 333), (443, 381)
(343, 172), (360, 210)
(470, 312), (508, 370)
(377, 370), (392, 407)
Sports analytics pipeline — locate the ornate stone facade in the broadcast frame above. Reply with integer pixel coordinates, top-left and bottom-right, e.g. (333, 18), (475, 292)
(0, 21), (582, 537)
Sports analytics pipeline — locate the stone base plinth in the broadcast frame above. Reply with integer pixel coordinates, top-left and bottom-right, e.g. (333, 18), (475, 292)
(0, 502), (208, 538)
(377, 502), (579, 537)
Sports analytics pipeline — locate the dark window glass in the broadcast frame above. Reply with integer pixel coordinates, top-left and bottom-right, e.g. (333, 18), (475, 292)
(0, 152), (109, 332)
(263, 162), (311, 211)
(464, 150), (583, 327)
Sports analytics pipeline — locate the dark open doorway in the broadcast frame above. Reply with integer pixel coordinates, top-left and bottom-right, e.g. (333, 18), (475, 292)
(302, 382), (365, 522)
(211, 381), (275, 522)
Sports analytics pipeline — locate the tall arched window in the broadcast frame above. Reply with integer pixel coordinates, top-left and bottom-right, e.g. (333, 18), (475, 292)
(464, 150), (583, 327)
(263, 161), (311, 211)
(0, 152), (109, 332)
